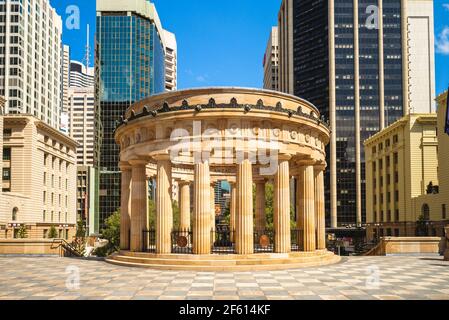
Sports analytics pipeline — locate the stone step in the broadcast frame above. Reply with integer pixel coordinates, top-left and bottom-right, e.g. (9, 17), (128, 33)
(105, 252), (341, 271)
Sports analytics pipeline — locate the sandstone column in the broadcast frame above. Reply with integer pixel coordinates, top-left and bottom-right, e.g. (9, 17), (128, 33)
(193, 160), (211, 254)
(255, 180), (266, 231)
(120, 162), (132, 250)
(155, 155), (173, 254)
(236, 159), (254, 255)
(315, 165), (326, 250)
(210, 183), (216, 232)
(230, 182), (237, 233)
(274, 156), (292, 253)
(129, 160), (148, 252)
(298, 161), (316, 252)
(296, 173), (304, 249)
(179, 181), (191, 230)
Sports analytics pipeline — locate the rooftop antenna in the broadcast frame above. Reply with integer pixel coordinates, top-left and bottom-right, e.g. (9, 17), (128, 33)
(83, 24), (90, 69)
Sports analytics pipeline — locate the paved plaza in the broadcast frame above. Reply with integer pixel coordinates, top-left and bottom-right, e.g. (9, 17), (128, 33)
(0, 255), (448, 300)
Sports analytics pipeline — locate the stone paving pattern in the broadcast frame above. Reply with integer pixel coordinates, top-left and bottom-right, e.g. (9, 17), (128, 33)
(0, 256), (448, 300)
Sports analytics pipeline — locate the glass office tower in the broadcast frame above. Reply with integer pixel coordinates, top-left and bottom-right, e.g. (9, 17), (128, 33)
(96, 2), (165, 226)
(279, 0), (409, 226)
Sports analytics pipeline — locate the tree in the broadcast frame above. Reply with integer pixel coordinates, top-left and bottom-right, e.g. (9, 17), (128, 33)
(17, 225), (28, 239)
(94, 211), (121, 257)
(76, 220), (86, 238)
(48, 225), (58, 239)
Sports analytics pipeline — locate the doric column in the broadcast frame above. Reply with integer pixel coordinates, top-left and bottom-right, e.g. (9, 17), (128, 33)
(296, 174), (304, 249)
(298, 161), (316, 252)
(119, 163), (132, 250)
(230, 182), (237, 233)
(255, 180), (266, 231)
(179, 181), (191, 230)
(274, 155), (291, 253)
(129, 160), (148, 252)
(193, 160), (211, 254)
(236, 159), (254, 255)
(155, 155), (173, 254)
(210, 183), (216, 232)
(315, 164), (326, 250)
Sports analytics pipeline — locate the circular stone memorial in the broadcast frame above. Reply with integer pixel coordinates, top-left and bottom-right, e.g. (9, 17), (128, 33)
(107, 87), (340, 271)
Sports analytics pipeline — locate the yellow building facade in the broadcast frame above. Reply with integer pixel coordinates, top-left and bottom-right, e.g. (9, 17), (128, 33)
(0, 108), (79, 240)
(365, 92), (449, 240)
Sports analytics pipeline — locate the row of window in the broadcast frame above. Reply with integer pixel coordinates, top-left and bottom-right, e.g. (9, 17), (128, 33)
(372, 135), (399, 154)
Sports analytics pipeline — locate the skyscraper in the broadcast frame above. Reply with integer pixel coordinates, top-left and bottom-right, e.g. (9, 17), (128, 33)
(277, 0), (435, 227)
(96, 0), (166, 226)
(263, 26), (280, 91)
(163, 30), (177, 92)
(0, 0), (63, 130)
(69, 61), (95, 88)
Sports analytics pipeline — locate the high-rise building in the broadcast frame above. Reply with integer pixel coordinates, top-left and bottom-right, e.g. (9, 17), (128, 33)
(62, 46), (71, 114)
(96, 0), (166, 226)
(277, 0), (436, 227)
(0, 0), (63, 130)
(163, 30), (177, 92)
(69, 61), (95, 88)
(263, 26), (279, 91)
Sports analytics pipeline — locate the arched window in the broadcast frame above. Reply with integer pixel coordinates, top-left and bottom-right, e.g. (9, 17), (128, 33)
(422, 204), (430, 221)
(12, 207), (18, 221)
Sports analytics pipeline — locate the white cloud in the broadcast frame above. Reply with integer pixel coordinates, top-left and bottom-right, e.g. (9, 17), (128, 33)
(436, 26), (449, 55)
(196, 75), (206, 82)
(443, 3), (449, 11)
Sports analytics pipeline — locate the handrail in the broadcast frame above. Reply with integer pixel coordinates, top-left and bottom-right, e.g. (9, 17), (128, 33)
(50, 238), (84, 258)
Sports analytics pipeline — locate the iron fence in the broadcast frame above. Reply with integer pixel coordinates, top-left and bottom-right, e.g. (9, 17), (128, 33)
(254, 229), (275, 253)
(291, 229), (303, 252)
(171, 229), (193, 254)
(142, 229), (156, 253)
(211, 227), (235, 254)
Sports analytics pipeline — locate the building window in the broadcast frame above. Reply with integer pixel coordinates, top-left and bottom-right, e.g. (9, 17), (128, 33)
(394, 229), (400, 237)
(3, 128), (12, 137)
(395, 210), (399, 222)
(58, 230), (62, 238)
(3, 148), (11, 161)
(65, 229), (69, 240)
(43, 229), (48, 239)
(443, 204), (447, 220)
(43, 210), (46, 222)
(2, 168), (11, 181)
(422, 204), (430, 221)
(393, 135), (398, 144)
(12, 207), (18, 221)
(393, 152), (398, 165)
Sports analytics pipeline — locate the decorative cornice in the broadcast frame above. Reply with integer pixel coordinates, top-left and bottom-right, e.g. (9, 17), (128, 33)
(115, 99), (330, 132)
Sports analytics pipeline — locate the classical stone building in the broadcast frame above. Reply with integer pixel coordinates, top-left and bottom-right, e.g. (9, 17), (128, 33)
(365, 92), (449, 240)
(107, 88), (340, 270)
(0, 110), (78, 240)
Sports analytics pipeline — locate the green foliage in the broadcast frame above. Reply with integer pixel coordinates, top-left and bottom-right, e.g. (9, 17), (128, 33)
(148, 198), (180, 229)
(76, 220), (86, 238)
(94, 211), (120, 257)
(48, 225), (58, 239)
(17, 225), (28, 239)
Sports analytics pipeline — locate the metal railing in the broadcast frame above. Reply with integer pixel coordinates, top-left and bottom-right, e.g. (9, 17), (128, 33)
(291, 229), (303, 252)
(171, 229), (193, 254)
(142, 229), (156, 253)
(212, 228), (235, 254)
(254, 229), (275, 253)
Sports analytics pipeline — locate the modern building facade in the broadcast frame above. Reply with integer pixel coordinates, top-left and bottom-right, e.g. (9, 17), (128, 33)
(365, 113), (438, 239)
(0, 0), (63, 130)
(0, 111), (78, 240)
(69, 61), (95, 88)
(96, 0), (166, 226)
(277, 0), (436, 227)
(263, 26), (279, 91)
(163, 30), (177, 92)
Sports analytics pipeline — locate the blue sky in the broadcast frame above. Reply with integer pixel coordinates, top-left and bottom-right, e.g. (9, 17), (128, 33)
(51, 0), (448, 94)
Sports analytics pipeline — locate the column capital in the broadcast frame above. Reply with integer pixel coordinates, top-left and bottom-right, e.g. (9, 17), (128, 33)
(177, 180), (191, 187)
(119, 161), (132, 171)
(278, 153), (292, 162)
(314, 162), (327, 172)
(296, 159), (316, 167)
(128, 159), (148, 167)
(152, 153), (171, 161)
